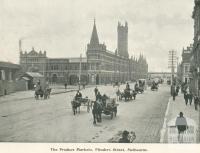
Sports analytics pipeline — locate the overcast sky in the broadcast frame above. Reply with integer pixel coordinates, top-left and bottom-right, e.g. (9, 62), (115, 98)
(0, 0), (194, 72)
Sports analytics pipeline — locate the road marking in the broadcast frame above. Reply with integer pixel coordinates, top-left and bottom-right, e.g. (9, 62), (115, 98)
(160, 97), (171, 143)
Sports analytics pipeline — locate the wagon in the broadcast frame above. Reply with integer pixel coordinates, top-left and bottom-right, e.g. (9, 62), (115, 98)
(71, 97), (92, 113)
(102, 98), (119, 119)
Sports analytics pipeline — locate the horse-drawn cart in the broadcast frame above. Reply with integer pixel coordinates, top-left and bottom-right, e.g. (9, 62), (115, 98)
(34, 81), (51, 100)
(151, 84), (158, 91)
(71, 97), (92, 115)
(117, 89), (137, 101)
(102, 98), (119, 119)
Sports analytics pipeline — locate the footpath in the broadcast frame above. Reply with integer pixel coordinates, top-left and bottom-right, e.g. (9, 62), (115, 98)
(160, 92), (199, 143)
(0, 84), (96, 104)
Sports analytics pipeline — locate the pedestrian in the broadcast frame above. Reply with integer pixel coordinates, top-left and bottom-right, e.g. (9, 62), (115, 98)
(116, 89), (121, 101)
(171, 84), (176, 101)
(184, 91), (189, 105)
(194, 95), (199, 111)
(188, 91), (193, 106)
(94, 86), (98, 97)
(175, 112), (188, 143)
(64, 82), (67, 89)
(176, 85), (180, 96)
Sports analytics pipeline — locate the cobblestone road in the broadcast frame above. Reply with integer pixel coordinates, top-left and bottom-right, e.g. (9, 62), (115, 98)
(0, 84), (170, 142)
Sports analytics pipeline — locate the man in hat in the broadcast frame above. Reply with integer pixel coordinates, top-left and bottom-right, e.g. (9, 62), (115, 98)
(75, 90), (82, 100)
(194, 95), (200, 111)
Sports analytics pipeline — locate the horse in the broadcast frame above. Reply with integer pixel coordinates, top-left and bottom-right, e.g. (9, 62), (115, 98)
(92, 100), (103, 124)
(71, 100), (81, 115)
(44, 88), (52, 99)
(35, 88), (44, 100)
(151, 83), (158, 91)
(131, 90), (137, 100)
(118, 89), (133, 101)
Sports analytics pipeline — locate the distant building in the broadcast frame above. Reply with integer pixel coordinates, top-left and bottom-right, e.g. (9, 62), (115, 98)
(20, 20), (148, 85)
(20, 48), (47, 75)
(0, 61), (20, 96)
(148, 72), (173, 79)
(181, 44), (193, 83)
(117, 22), (129, 58)
(20, 50), (88, 85)
(87, 20), (148, 84)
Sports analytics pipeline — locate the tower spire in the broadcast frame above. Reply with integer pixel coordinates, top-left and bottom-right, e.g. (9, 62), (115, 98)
(90, 19), (99, 45)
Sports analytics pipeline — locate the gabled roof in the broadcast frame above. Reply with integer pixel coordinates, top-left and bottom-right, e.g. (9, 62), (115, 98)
(28, 47), (38, 55)
(22, 77), (30, 81)
(0, 61), (20, 69)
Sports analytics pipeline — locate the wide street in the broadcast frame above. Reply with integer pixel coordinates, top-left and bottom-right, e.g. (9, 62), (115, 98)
(0, 83), (170, 143)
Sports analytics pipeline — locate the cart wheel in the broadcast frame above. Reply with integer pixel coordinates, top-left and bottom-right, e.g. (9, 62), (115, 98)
(114, 111), (117, 117)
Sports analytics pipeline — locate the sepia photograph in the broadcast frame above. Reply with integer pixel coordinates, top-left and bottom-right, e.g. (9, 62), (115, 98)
(0, 0), (200, 152)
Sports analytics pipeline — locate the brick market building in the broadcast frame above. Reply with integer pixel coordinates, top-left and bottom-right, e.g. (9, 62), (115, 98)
(20, 20), (148, 85)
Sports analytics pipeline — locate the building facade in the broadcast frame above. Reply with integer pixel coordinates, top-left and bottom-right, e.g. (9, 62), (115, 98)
(20, 50), (88, 85)
(191, 0), (200, 95)
(0, 61), (21, 96)
(86, 20), (148, 84)
(20, 21), (148, 85)
(181, 44), (193, 84)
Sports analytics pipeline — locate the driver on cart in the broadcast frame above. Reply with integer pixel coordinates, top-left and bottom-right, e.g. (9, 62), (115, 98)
(152, 81), (156, 87)
(75, 90), (82, 100)
(102, 94), (108, 107)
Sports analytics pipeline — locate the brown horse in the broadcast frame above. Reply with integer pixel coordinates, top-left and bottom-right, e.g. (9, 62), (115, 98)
(71, 100), (81, 115)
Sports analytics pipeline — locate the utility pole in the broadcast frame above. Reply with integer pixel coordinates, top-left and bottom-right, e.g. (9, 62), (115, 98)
(78, 54), (82, 90)
(168, 50), (177, 96)
(168, 50), (177, 85)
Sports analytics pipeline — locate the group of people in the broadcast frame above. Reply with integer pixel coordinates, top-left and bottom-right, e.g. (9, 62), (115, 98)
(171, 82), (200, 111)
(183, 88), (200, 111)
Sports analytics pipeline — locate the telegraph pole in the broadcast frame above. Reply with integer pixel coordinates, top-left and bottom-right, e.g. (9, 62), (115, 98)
(78, 54), (82, 90)
(168, 50), (177, 95)
(168, 50), (177, 85)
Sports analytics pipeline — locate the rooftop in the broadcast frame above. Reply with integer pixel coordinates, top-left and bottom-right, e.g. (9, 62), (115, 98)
(0, 61), (20, 69)
(25, 72), (44, 78)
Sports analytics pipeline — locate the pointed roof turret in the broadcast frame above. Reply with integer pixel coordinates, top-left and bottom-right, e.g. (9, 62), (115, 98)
(90, 19), (99, 45)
